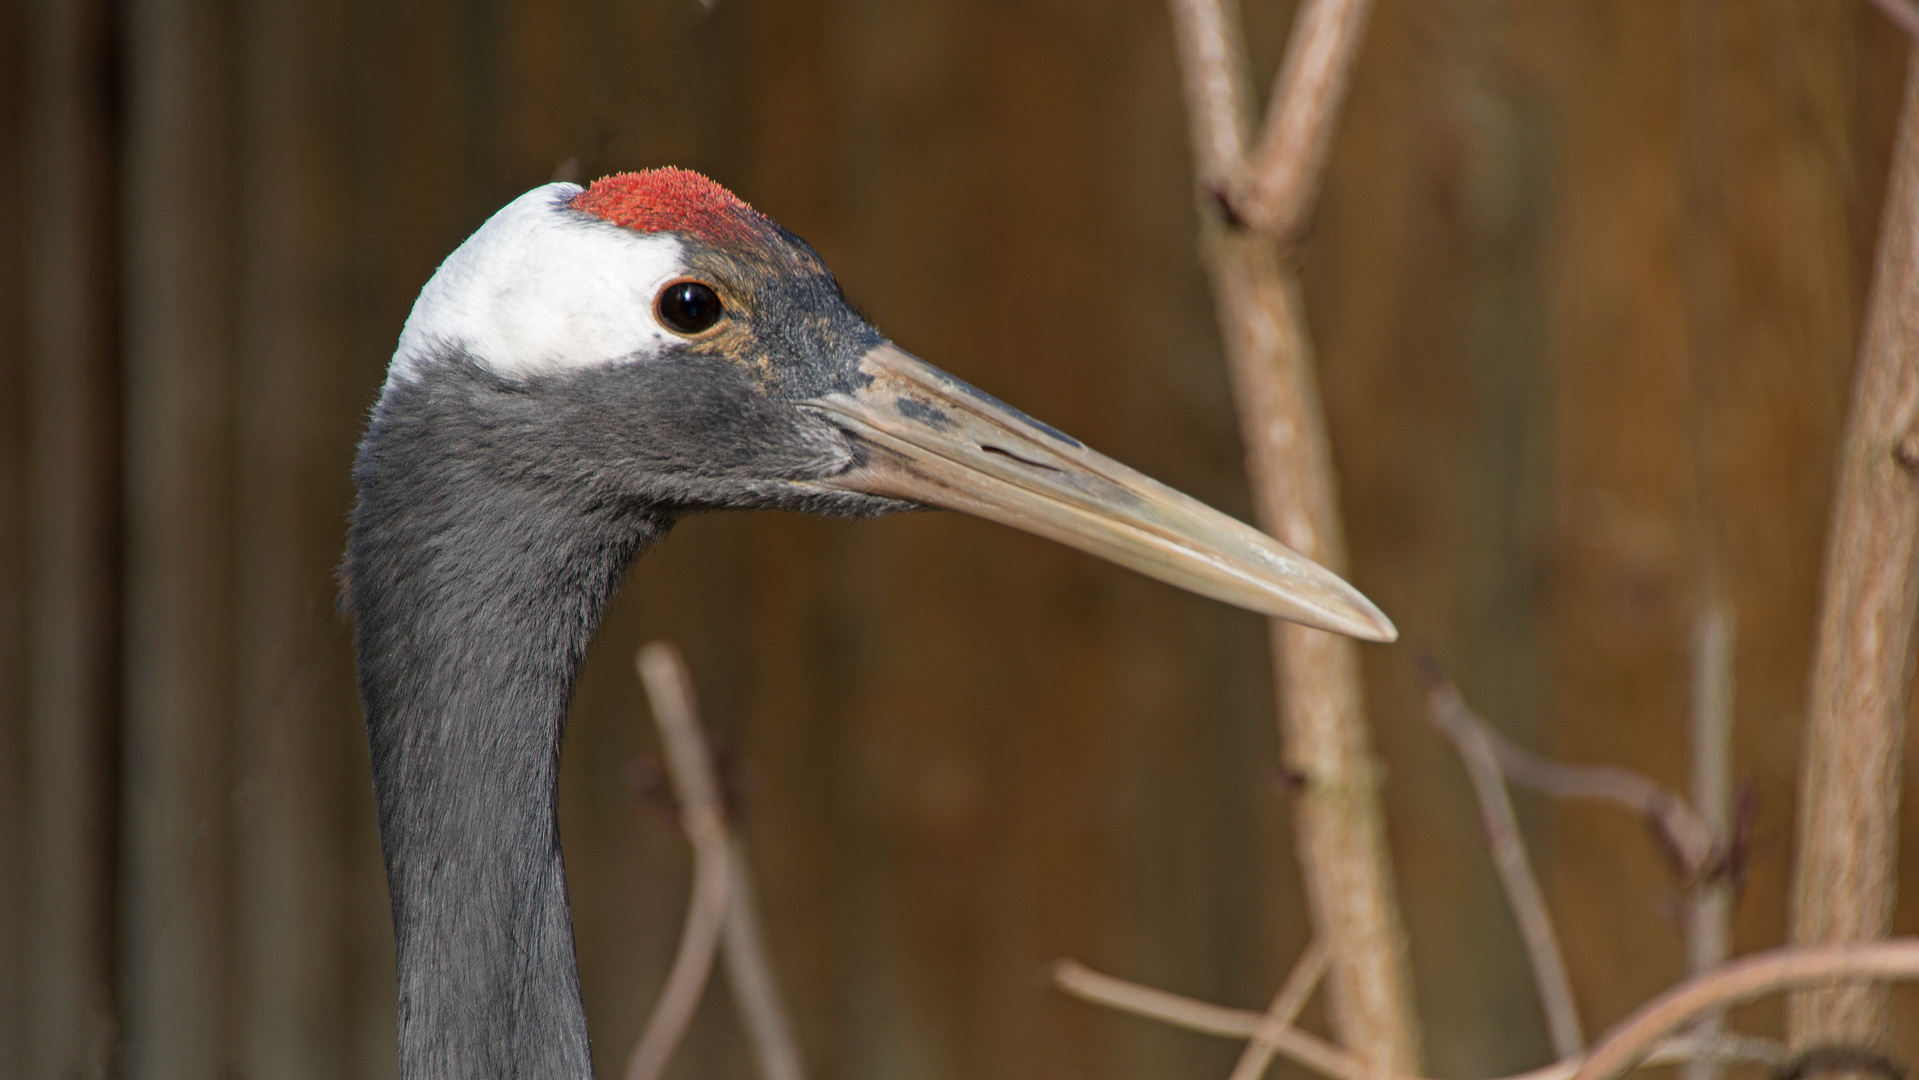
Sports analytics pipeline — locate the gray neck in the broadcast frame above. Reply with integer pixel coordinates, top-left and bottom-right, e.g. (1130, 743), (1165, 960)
(347, 372), (667, 1079)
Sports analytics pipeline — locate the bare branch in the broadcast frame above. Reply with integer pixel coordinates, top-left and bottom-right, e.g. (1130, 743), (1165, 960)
(1576, 941), (1919, 1080)
(1228, 939), (1331, 1080)
(1166, 0), (1254, 189)
(627, 644), (733, 1080)
(1051, 958), (1792, 1080)
(1051, 958), (1363, 1080)
(628, 644), (809, 1080)
(1789, 58), (1919, 1058)
(1413, 657), (1717, 880)
(721, 840), (807, 1080)
(1166, 0), (1418, 1066)
(1682, 601), (1736, 1080)
(1501, 749), (1717, 878)
(1865, 0), (1919, 37)
(1679, 0), (1739, 1062)
(1240, 0), (1374, 240)
(1420, 676), (1584, 1058)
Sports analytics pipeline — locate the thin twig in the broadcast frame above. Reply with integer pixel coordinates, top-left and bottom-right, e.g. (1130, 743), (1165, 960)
(1050, 958), (1793, 1080)
(629, 644), (809, 1080)
(1788, 56), (1919, 1059)
(1420, 676), (1584, 1058)
(1679, 5), (1738, 1075)
(1866, 0), (1919, 37)
(1166, 0), (1254, 187)
(1240, 0), (1375, 240)
(1576, 941), (1919, 1080)
(628, 644), (733, 1080)
(1410, 664), (1715, 879)
(1052, 958), (1361, 1080)
(721, 839), (807, 1080)
(1228, 939), (1331, 1080)
(1166, 0), (1420, 1067)
(1501, 755), (1716, 880)
(1499, 749), (1716, 878)
(1682, 601), (1736, 1080)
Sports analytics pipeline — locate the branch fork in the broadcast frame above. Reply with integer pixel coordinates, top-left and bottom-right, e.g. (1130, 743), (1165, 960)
(626, 643), (806, 1080)
(1167, 0), (1419, 1065)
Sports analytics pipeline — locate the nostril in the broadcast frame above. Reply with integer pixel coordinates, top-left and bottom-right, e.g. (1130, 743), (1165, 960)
(980, 445), (1061, 473)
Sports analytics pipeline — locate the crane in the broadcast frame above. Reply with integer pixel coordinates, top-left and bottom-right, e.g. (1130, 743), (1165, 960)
(343, 168), (1395, 1079)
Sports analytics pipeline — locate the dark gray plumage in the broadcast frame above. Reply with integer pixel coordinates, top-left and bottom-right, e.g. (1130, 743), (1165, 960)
(347, 265), (898, 1078)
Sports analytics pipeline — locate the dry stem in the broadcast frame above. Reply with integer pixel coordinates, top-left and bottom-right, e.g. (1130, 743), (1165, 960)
(1051, 955), (1812, 1080)
(1167, 0), (1253, 185)
(1430, 687), (1715, 879)
(628, 645), (733, 1080)
(1787, 55), (1919, 1057)
(1228, 939), (1331, 1080)
(1166, 0), (1419, 1066)
(1052, 957), (1358, 1079)
(1679, 0), (1739, 1058)
(1420, 676), (1583, 1058)
(721, 840), (806, 1080)
(629, 644), (807, 1080)
(1682, 602), (1736, 1080)
(1576, 941), (1919, 1080)
(1241, 0), (1374, 239)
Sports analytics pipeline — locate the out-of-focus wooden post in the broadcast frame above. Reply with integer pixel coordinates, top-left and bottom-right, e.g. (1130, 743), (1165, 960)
(230, 0), (353, 1076)
(122, 0), (237, 1075)
(24, 0), (124, 1076)
(0, 3), (27, 1073)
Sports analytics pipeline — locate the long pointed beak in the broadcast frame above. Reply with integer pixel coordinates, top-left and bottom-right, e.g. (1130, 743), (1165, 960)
(801, 342), (1396, 642)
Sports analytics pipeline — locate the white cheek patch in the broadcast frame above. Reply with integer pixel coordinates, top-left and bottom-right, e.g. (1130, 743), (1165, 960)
(389, 183), (687, 385)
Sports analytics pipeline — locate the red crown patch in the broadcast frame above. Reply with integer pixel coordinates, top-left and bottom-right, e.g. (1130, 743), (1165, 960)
(571, 168), (771, 247)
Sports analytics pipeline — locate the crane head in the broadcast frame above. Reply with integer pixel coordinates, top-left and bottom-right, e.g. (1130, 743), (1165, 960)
(381, 168), (1395, 642)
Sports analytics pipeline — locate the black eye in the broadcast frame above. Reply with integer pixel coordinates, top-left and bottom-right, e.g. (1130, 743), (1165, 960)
(657, 281), (723, 334)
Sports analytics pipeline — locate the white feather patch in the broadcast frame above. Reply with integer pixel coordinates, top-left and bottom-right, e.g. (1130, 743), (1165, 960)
(388, 183), (687, 385)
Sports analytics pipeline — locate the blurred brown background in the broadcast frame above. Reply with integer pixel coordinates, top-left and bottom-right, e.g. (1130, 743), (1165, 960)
(1, 1), (1915, 1078)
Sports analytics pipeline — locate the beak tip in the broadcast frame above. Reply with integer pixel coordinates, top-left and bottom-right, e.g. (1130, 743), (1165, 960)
(1306, 586), (1396, 643)
(1333, 606), (1398, 644)
(1357, 601), (1398, 643)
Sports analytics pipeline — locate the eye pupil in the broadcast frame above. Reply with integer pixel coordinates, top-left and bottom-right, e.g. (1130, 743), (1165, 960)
(658, 281), (722, 334)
